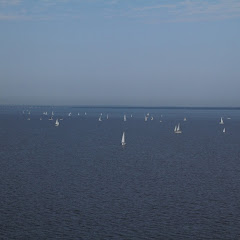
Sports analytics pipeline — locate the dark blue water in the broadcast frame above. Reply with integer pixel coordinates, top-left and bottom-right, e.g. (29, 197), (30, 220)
(1, 107), (240, 239)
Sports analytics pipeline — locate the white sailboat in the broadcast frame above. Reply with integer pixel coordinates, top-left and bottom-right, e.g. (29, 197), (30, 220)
(124, 114), (127, 122)
(52, 111), (54, 116)
(68, 112), (72, 117)
(219, 117), (224, 125)
(184, 117), (187, 121)
(144, 116), (148, 122)
(223, 128), (226, 133)
(98, 116), (102, 122)
(55, 119), (59, 127)
(174, 123), (182, 134)
(151, 116), (154, 121)
(121, 132), (126, 146)
(106, 114), (109, 120)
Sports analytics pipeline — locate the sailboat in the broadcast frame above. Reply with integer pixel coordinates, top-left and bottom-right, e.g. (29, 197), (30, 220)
(174, 123), (182, 134)
(144, 116), (148, 122)
(124, 114), (127, 122)
(219, 117), (224, 125)
(223, 128), (226, 133)
(55, 119), (59, 127)
(106, 114), (109, 120)
(151, 116), (154, 121)
(98, 116), (102, 122)
(52, 111), (54, 116)
(121, 132), (126, 146)
(184, 117), (187, 121)
(68, 112), (72, 117)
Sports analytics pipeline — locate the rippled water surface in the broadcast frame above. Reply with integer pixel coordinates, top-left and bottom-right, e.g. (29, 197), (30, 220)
(0, 107), (240, 239)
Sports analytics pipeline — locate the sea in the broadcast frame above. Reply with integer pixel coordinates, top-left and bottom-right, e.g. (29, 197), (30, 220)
(0, 106), (240, 239)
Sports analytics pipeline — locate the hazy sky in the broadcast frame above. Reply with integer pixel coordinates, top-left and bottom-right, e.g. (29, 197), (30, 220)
(0, 0), (240, 106)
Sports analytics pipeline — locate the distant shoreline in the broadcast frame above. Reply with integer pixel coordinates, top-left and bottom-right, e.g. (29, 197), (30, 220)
(1, 105), (240, 110)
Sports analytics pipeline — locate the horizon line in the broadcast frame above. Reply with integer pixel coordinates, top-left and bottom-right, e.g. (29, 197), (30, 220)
(1, 104), (240, 110)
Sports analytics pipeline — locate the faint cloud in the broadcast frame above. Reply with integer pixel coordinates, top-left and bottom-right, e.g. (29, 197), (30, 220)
(1, 0), (240, 22)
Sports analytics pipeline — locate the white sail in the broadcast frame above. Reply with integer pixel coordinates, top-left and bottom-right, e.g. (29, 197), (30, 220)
(174, 125), (177, 132)
(68, 112), (72, 117)
(184, 117), (187, 121)
(151, 116), (154, 121)
(175, 123), (182, 134)
(219, 117), (224, 124)
(98, 116), (102, 121)
(144, 116), (148, 122)
(121, 132), (126, 146)
(223, 128), (226, 133)
(106, 114), (109, 119)
(55, 119), (59, 126)
(52, 111), (54, 116)
(124, 114), (127, 122)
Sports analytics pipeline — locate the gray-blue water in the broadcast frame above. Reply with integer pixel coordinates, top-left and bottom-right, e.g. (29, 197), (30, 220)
(0, 106), (240, 239)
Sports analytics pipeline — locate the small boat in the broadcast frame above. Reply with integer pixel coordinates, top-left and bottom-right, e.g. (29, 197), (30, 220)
(227, 117), (231, 120)
(184, 117), (187, 121)
(49, 116), (53, 121)
(124, 114), (127, 122)
(174, 123), (182, 134)
(144, 116), (148, 122)
(52, 111), (54, 116)
(68, 112), (72, 117)
(55, 119), (59, 127)
(151, 116), (154, 121)
(219, 117), (224, 125)
(121, 132), (126, 146)
(106, 114), (109, 120)
(98, 116), (102, 122)
(223, 128), (226, 133)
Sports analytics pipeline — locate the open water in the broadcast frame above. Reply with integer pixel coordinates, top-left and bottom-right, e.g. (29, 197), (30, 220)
(0, 106), (240, 239)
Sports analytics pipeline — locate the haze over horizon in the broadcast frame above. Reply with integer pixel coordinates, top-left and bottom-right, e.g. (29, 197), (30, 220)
(1, 0), (240, 107)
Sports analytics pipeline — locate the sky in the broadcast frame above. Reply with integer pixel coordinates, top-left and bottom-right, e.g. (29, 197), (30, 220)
(0, 0), (240, 106)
